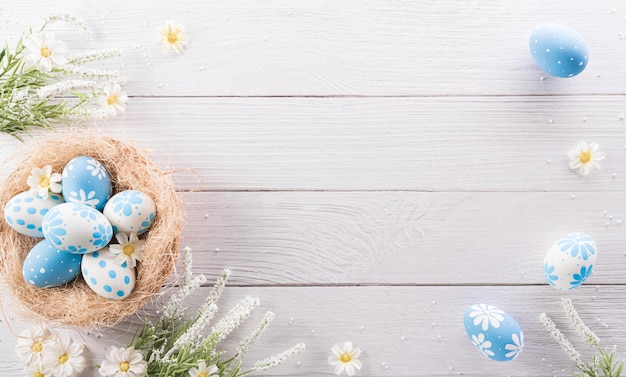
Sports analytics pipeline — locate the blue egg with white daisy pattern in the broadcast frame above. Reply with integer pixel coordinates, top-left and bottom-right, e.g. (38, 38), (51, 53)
(23, 239), (82, 288)
(543, 232), (596, 290)
(103, 190), (156, 235)
(529, 24), (589, 78)
(81, 246), (135, 300)
(464, 304), (524, 362)
(62, 156), (112, 211)
(4, 191), (64, 237)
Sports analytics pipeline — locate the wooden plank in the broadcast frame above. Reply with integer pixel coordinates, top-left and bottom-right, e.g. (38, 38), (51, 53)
(3, 96), (626, 191)
(0, 285), (623, 376)
(0, 0), (625, 96)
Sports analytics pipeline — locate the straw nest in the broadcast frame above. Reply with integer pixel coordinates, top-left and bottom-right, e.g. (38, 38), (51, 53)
(0, 133), (184, 327)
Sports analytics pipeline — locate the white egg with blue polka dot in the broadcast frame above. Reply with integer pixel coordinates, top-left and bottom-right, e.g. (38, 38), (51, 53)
(81, 246), (135, 300)
(4, 191), (64, 238)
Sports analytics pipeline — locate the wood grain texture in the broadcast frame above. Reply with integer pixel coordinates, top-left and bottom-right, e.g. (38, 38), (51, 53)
(3, 96), (626, 191)
(1, 285), (625, 377)
(0, 1), (625, 96)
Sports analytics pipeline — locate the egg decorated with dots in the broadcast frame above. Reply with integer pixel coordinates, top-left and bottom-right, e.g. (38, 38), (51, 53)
(42, 203), (113, 254)
(103, 190), (156, 235)
(22, 239), (82, 288)
(62, 155), (112, 211)
(529, 24), (589, 78)
(4, 191), (65, 237)
(543, 232), (596, 290)
(464, 304), (524, 362)
(81, 247), (135, 300)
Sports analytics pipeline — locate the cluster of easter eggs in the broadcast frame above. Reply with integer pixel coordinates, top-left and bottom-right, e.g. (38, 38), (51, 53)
(4, 156), (156, 300)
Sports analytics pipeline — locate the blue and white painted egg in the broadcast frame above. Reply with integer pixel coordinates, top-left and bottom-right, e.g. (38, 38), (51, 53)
(529, 24), (589, 78)
(103, 190), (156, 235)
(4, 191), (64, 237)
(464, 304), (524, 362)
(62, 156), (112, 211)
(42, 203), (113, 254)
(22, 239), (82, 287)
(81, 247), (135, 300)
(543, 232), (596, 290)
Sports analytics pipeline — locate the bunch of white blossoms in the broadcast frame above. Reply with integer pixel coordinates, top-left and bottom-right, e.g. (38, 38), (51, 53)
(15, 324), (86, 377)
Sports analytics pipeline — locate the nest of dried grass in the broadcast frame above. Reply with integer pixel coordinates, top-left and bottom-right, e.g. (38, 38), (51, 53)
(0, 133), (184, 327)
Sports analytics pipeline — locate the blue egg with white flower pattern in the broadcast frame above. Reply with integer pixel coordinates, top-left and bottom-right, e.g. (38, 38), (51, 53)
(42, 203), (113, 254)
(103, 190), (156, 235)
(529, 24), (589, 78)
(464, 304), (524, 362)
(62, 156), (112, 211)
(4, 191), (64, 237)
(23, 239), (82, 287)
(81, 247), (135, 300)
(544, 232), (596, 290)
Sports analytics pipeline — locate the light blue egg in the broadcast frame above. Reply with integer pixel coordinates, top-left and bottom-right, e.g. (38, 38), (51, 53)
(529, 24), (589, 78)
(103, 190), (156, 235)
(62, 156), (112, 211)
(4, 191), (64, 237)
(42, 203), (113, 254)
(464, 304), (524, 362)
(81, 247), (135, 300)
(22, 239), (82, 287)
(544, 232), (596, 290)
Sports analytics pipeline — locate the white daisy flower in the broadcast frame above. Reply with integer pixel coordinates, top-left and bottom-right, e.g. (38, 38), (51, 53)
(98, 84), (128, 114)
(42, 334), (85, 377)
(568, 142), (605, 175)
(15, 324), (53, 365)
(159, 21), (188, 54)
(471, 333), (495, 357)
(188, 360), (219, 377)
(27, 165), (62, 199)
(23, 32), (68, 72)
(98, 346), (147, 377)
(109, 232), (145, 268)
(24, 358), (54, 377)
(328, 342), (362, 376)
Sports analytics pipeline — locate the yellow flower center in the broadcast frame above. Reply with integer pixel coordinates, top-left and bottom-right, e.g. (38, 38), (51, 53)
(58, 353), (69, 364)
(579, 149), (591, 163)
(34, 372), (44, 377)
(40, 47), (51, 58)
(167, 32), (178, 44)
(39, 176), (50, 188)
(123, 244), (135, 256)
(119, 361), (130, 372)
(31, 341), (43, 353)
(340, 353), (352, 363)
(197, 373), (208, 377)
(107, 94), (118, 106)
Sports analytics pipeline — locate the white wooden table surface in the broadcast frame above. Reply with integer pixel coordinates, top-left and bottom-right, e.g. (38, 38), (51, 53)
(2, 1), (626, 376)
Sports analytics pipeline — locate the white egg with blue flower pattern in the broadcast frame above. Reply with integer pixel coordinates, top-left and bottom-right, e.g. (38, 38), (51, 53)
(103, 190), (156, 235)
(22, 239), (82, 288)
(62, 155), (112, 211)
(81, 247), (135, 300)
(42, 202), (113, 254)
(543, 232), (596, 290)
(464, 304), (524, 362)
(4, 191), (64, 237)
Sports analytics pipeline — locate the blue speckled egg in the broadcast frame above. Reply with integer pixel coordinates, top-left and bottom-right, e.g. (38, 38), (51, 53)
(544, 232), (596, 290)
(4, 191), (64, 237)
(103, 190), (156, 235)
(42, 203), (113, 254)
(81, 247), (135, 300)
(464, 304), (524, 362)
(62, 156), (112, 211)
(22, 239), (82, 287)
(529, 24), (589, 78)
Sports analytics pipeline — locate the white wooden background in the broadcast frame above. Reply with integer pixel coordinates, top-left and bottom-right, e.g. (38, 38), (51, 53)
(2, 1), (626, 376)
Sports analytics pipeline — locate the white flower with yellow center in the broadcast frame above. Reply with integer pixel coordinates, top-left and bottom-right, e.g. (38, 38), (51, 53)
(42, 334), (85, 377)
(99, 346), (147, 377)
(23, 32), (68, 73)
(328, 342), (362, 376)
(24, 359), (53, 377)
(110, 232), (145, 268)
(27, 165), (62, 199)
(15, 325), (53, 365)
(568, 142), (605, 176)
(159, 21), (188, 54)
(98, 84), (128, 114)
(188, 360), (220, 377)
